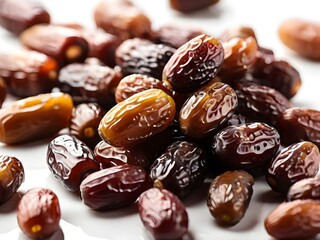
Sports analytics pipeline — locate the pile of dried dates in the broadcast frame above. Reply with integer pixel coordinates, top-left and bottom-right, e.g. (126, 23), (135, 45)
(0, 0), (320, 239)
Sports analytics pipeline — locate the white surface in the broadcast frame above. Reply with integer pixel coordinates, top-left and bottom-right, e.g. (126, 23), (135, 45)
(0, 0), (320, 239)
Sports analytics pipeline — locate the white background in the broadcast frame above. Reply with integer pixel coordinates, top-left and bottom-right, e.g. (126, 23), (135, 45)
(0, 0), (320, 239)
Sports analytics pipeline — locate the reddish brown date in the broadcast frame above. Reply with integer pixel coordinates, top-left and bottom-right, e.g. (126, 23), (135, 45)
(266, 141), (320, 194)
(179, 81), (237, 140)
(47, 134), (100, 192)
(276, 107), (320, 148)
(80, 165), (151, 210)
(0, 50), (58, 98)
(207, 171), (254, 226)
(138, 188), (189, 240)
(287, 177), (320, 201)
(0, 77), (7, 107)
(17, 187), (61, 239)
(20, 25), (89, 67)
(0, 0), (50, 36)
(0, 92), (73, 145)
(265, 200), (320, 240)
(0, 155), (24, 204)
(115, 74), (172, 103)
(219, 26), (257, 43)
(169, 0), (219, 13)
(94, 0), (152, 41)
(163, 34), (224, 93)
(213, 122), (280, 171)
(98, 89), (176, 147)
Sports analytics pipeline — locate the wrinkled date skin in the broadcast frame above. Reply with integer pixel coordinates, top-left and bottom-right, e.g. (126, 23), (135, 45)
(0, 50), (59, 98)
(94, 0), (152, 41)
(70, 103), (105, 150)
(278, 19), (320, 60)
(98, 89), (176, 147)
(163, 34), (224, 93)
(235, 82), (291, 126)
(0, 0), (50, 36)
(115, 38), (176, 80)
(266, 141), (320, 194)
(169, 0), (219, 13)
(207, 171), (254, 226)
(150, 140), (208, 199)
(58, 63), (123, 108)
(115, 74), (172, 103)
(276, 107), (320, 148)
(179, 81), (238, 140)
(47, 134), (100, 192)
(20, 25), (89, 67)
(213, 122), (280, 171)
(0, 155), (24, 204)
(138, 188), (189, 240)
(17, 188), (61, 239)
(0, 92), (73, 145)
(265, 200), (320, 240)
(287, 177), (320, 201)
(80, 165), (151, 210)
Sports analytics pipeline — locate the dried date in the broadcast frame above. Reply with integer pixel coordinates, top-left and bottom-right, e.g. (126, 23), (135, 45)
(287, 177), (320, 201)
(169, 0), (219, 13)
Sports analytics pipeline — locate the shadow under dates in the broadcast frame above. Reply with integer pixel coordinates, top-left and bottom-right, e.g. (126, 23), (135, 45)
(18, 227), (64, 240)
(184, 180), (211, 208)
(90, 204), (138, 219)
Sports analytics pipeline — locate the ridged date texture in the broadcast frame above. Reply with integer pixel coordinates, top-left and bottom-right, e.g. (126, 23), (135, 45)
(207, 171), (254, 226)
(17, 188), (61, 239)
(179, 81), (237, 140)
(80, 165), (151, 210)
(47, 134), (100, 192)
(213, 122), (280, 171)
(98, 89), (176, 147)
(138, 188), (189, 240)
(266, 141), (320, 194)
(163, 34), (224, 93)
(0, 155), (24, 204)
(265, 200), (320, 240)
(287, 177), (320, 201)
(150, 140), (208, 199)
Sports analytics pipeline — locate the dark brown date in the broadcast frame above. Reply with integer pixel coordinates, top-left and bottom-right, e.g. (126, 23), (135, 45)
(80, 165), (151, 210)
(169, 0), (219, 13)
(207, 171), (254, 226)
(0, 0), (50, 36)
(163, 34), (224, 93)
(0, 77), (7, 107)
(0, 92), (73, 145)
(179, 81), (237, 140)
(138, 188), (189, 240)
(235, 82), (291, 126)
(266, 141), (320, 194)
(20, 25), (89, 67)
(58, 63), (123, 108)
(0, 50), (58, 98)
(224, 113), (249, 127)
(0, 155), (24, 204)
(287, 177), (320, 201)
(265, 200), (320, 240)
(69, 103), (105, 150)
(47, 134), (100, 192)
(98, 89), (176, 147)
(213, 122), (280, 171)
(115, 38), (176, 80)
(17, 187), (61, 239)
(150, 140), (208, 199)
(94, 0), (152, 41)
(115, 74), (172, 103)
(276, 107), (320, 148)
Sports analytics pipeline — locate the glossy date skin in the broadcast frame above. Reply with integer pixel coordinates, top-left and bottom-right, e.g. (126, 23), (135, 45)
(150, 140), (208, 199)
(47, 134), (100, 192)
(266, 141), (320, 194)
(207, 171), (254, 226)
(80, 165), (151, 211)
(287, 177), (320, 201)
(98, 89), (176, 147)
(0, 155), (24, 204)
(163, 34), (224, 93)
(179, 81), (237, 140)
(0, 50), (58, 98)
(0, 92), (73, 145)
(17, 188), (61, 239)
(265, 200), (320, 240)
(138, 188), (189, 240)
